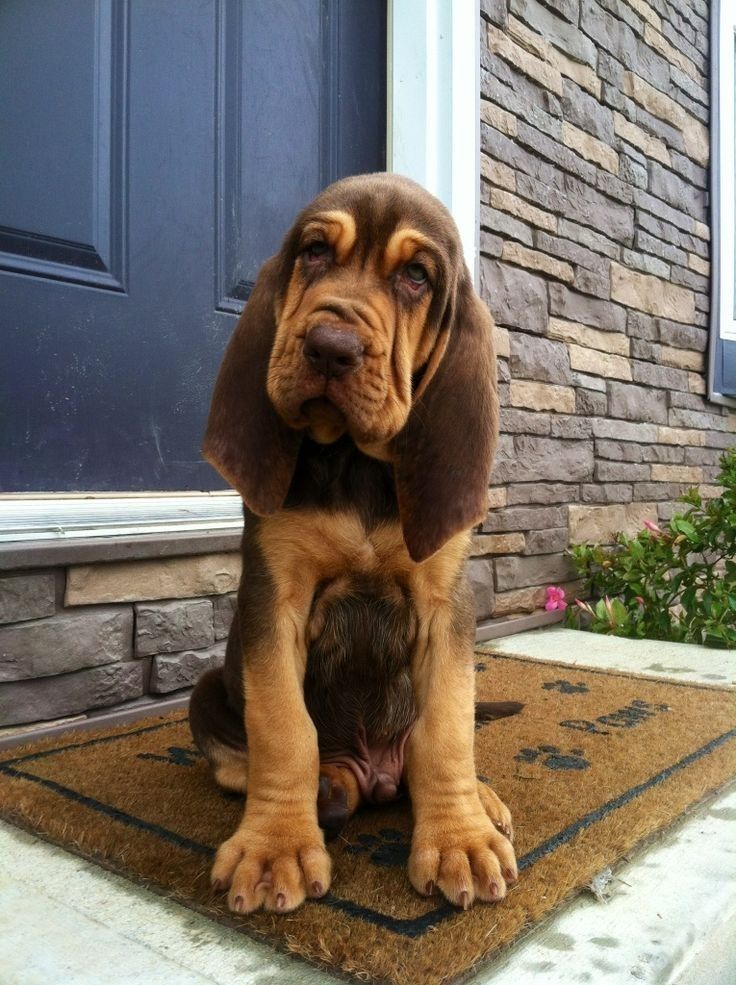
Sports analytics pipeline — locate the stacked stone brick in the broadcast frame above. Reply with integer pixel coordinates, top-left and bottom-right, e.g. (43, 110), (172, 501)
(0, 560), (238, 727)
(472, 0), (735, 622)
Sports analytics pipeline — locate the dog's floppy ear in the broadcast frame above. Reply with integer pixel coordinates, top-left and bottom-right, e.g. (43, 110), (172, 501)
(393, 271), (498, 563)
(203, 257), (302, 515)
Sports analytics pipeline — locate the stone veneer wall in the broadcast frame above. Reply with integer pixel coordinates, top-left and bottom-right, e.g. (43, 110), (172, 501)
(0, 558), (239, 729)
(470, 0), (735, 622)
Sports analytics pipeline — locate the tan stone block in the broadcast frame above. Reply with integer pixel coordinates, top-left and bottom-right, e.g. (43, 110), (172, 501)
(494, 324), (511, 359)
(693, 221), (710, 241)
(548, 318), (630, 356)
(650, 464), (703, 484)
(656, 426), (706, 446)
(623, 0), (661, 30)
(480, 100), (517, 137)
(699, 484), (723, 500)
(548, 48), (601, 98)
(688, 253), (710, 276)
(482, 156), (516, 192)
(688, 372), (706, 395)
(66, 553), (242, 605)
(502, 241), (574, 282)
(470, 533), (526, 557)
(487, 487), (507, 509)
(568, 343), (632, 380)
(613, 111), (671, 166)
(569, 503), (657, 545)
(623, 73), (708, 166)
(644, 25), (706, 87)
(491, 188), (557, 233)
(562, 121), (619, 174)
(729, 412), (736, 433)
(660, 346), (704, 371)
(488, 26), (563, 96)
(506, 15), (550, 60)
(610, 262), (695, 324)
(509, 380), (576, 413)
(493, 585), (547, 616)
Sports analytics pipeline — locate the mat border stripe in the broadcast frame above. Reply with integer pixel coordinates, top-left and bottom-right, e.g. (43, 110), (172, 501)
(1, 716), (734, 938)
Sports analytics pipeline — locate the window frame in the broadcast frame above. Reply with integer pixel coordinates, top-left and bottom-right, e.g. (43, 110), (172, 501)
(709, 0), (736, 405)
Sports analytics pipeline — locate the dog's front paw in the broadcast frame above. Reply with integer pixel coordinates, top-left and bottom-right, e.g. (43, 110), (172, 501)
(211, 812), (331, 914)
(409, 799), (517, 908)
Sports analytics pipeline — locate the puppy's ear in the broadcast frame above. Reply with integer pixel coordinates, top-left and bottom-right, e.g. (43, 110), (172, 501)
(203, 257), (302, 515)
(394, 272), (498, 563)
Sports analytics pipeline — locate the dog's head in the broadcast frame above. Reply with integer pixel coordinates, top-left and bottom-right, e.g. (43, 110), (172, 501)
(204, 174), (498, 562)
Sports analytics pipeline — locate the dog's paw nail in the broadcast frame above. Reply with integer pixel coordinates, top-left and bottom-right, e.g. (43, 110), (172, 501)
(503, 867), (517, 884)
(459, 890), (471, 910)
(490, 880), (500, 899)
(232, 894), (245, 913)
(275, 892), (287, 911)
(424, 880), (434, 896)
(311, 881), (324, 897)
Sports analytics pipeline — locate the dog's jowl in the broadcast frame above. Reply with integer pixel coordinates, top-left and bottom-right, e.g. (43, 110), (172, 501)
(189, 173), (517, 914)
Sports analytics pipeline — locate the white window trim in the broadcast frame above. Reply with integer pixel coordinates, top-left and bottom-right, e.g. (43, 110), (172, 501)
(709, 0), (736, 405)
(388, 0), (480, 282)
(2, 3), (478, 543)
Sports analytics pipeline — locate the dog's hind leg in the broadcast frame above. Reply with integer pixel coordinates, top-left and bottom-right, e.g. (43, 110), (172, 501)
(189, 667), (249, 795)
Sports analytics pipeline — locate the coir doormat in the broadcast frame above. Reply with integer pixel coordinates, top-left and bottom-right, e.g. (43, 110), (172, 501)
(1, 653), (735, 985)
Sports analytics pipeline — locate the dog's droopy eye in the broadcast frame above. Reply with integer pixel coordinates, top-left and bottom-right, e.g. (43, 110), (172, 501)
(303, 241), (331, 263)
(404, 262), (428, 286)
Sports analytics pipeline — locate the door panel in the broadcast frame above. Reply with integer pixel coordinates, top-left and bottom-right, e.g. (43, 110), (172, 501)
(0, 0), (386, 492)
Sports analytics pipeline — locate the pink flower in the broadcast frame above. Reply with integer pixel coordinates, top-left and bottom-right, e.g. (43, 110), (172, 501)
(643, 519), (663, 537)
(545, 585), (567, 611)
(635, 596), (645, 605)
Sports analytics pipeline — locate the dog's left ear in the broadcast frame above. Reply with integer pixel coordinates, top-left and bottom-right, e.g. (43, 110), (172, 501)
(393, 271), (498, 563)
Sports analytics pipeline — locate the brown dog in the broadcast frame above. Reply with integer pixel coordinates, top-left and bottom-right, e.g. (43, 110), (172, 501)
(189, 173), (517, 915)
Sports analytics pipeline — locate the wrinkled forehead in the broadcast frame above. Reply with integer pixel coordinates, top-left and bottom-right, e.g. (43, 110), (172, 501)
(291, 175), (462, 269)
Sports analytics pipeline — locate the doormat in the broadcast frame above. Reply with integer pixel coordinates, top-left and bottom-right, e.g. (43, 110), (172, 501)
(1, 653), (735, 985)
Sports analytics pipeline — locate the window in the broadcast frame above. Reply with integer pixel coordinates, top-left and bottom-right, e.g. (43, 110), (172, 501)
(710, 0), (736, 401)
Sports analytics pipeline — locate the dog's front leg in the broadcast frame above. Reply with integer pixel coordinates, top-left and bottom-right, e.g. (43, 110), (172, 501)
(211, 562), (330, 914)
(405, 581), (517, 908)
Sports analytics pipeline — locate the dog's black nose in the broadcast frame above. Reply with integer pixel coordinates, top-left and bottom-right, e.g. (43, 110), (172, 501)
(304, 325), (364, 378)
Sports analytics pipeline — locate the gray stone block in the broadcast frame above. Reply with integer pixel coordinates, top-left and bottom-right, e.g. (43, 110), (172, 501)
(481, 0), (507, 26)
(134, 598), (214, 657)
(619, 155), (648, 191)
(0, 571), (56, 625)
(670, 265), (708, 293)
(621, 249), (670, 280)
(480, 259), (549, 334)
(581, 483), (633, 504)
(466, 558), (495, 622)
(595, 439), (643, 463)
(562, 78), (614, 142)
(657, 320), (707, 352)
(517, 121), (597, 185)
(576, 388), (608, 417)
(550, 416), (594, 439)
(595, 461), (651, 482)
(640, 444), (686, 464)
(500, 408), (552, 435)
(511, 0), (596, 64)
(480, 205), (534, 247)
(596, 172), (635, 206)
(149, 642), (226, 694)
(507, 483), (580, 505)
(549, 284), (627, 332)
(0, 662), (143, 727)
(633, 482), (687, 502)
(631, 361), (689, 392)
(483, 505), (568, 533)
(510, 335), (572, 385)
(607, 381), (668, 424)
(524, 528), (570, 555)
(558, 218), (620, 260)
(0, 605), (133, 683)
(214, 593), (237, 640)
(495, 553), (576, 591)
(634, 231), (688, 268)
(493, 435), (594, 484)
(626, 312), (659, 341)
(649, 162), (706, 221)
(563, 174), (634, 244)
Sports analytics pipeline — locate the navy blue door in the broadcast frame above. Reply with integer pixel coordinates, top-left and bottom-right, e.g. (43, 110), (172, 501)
(0, 0), (385, 492)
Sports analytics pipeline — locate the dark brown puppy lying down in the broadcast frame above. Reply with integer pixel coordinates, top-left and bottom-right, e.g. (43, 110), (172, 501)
(190, 173), (519, 916)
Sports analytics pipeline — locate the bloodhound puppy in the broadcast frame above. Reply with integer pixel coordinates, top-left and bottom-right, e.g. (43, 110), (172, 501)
(189, 173), (518, 915)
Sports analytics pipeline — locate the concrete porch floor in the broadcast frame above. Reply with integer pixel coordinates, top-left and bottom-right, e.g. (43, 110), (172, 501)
(1, 627), (734, 985)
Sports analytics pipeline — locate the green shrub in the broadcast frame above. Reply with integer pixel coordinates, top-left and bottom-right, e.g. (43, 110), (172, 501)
(566, 448), (736, 648)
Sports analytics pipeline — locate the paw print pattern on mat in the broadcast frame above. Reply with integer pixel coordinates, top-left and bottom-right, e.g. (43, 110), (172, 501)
(344, 828), (410, 868)
(515, 745), (590, 771)
(542, 679), (590, 694)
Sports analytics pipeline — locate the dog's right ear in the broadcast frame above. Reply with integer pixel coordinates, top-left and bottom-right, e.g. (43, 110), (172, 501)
(203, 257), (302, 515)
